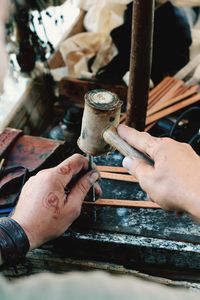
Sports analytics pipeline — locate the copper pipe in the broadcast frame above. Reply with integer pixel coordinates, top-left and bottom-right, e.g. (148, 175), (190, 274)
(84, 199), (160, 209)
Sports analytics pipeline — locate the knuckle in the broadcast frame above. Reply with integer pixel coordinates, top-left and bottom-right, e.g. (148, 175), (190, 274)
(72, 153), (85, 161)
(160, 137), (172, 146)
(26, 176), (34, 183)
(37, 169), (46, 176)
(181, 142), (192, 151)
(155, 137), (173, 154)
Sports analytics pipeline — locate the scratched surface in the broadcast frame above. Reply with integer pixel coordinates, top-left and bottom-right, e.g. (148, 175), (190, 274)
(52, 151), (200, 275)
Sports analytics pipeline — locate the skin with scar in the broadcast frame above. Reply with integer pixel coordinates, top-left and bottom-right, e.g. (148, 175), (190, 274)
(0, 1), (200, 299)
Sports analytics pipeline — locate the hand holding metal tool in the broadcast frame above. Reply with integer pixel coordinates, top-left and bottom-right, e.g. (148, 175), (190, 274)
(78, 89), (153, 165)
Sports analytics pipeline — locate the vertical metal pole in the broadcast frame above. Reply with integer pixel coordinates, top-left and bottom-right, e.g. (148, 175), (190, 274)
(126, 0), (155, 130)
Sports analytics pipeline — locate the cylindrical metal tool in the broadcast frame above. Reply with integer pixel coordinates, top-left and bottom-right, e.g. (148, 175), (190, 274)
(78, 89), (153, 165)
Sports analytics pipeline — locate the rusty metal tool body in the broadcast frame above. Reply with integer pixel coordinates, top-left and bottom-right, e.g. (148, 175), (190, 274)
(78, 89), (153, 166)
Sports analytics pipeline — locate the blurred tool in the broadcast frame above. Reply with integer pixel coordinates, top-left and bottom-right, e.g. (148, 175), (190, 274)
(78, 89), (153, 166)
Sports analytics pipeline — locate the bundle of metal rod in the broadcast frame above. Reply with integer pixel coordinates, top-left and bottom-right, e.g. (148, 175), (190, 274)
(146, 76), (200, 127)
(120, 75), (200, 130)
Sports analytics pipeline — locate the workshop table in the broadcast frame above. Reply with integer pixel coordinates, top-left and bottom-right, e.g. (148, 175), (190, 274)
(1, 152), (200, 289)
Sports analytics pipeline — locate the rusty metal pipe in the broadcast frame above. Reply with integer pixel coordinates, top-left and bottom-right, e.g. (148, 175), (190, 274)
(126, 0), (155, 130)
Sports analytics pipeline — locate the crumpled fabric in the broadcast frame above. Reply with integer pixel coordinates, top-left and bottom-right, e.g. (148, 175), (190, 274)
(60, 32), (103, 78)
(59, 0), (132, 78)
(71, 0), (132, 33)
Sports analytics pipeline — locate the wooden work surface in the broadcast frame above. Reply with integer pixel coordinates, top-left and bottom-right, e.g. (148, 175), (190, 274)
(1, 152), (200, 285)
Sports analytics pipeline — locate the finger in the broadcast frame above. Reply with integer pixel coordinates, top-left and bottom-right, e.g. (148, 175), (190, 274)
(118, 124), (160, 159)
(55, 154), (89, 187)
(65, 170), (100, 212)
(94, 182), (102, 199)
(123, 156), (153, 183)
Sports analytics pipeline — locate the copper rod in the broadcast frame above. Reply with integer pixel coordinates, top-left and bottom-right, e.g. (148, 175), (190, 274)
(97, 166), (128, 174)
(147, 85), (199, 116)
(173, 85), (189, 97)
(100, 172), (138, 183)
(84, 199), (160, 209)
(148, 79), (183, 109)
(146, 93), (200, 125)
(126, 0), (155, 130)
(149, 76), (172, 99)
(148, 77), (176, 106)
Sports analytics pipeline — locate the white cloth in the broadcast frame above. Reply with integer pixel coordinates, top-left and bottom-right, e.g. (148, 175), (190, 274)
(60, 0), (132, 78)
(71, 0), (132, 33)
(0, 271), (200, 300)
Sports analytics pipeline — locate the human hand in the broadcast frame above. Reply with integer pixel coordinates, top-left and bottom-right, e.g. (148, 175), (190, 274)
(118, 124), (200, 221)
(11, 154), (100, 250)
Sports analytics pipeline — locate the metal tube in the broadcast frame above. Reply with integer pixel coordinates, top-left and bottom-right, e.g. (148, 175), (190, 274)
(126, 0), (155, 130)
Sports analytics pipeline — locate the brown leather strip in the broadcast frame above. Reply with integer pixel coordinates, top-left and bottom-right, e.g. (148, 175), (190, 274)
(148, 77), (177, 106)
(148, 79), (182, 109)
(146, 93), (200, 125)
(0, 128), (23, 159)
(148, 80), (184, 110)
(173, 85), (190, 97)
(84, 199), (160, 209)
(97, 166), (128, 174)
(148, 76), (173, 101)
(100, 171), (138, 182)
(147, 85), (199, 116)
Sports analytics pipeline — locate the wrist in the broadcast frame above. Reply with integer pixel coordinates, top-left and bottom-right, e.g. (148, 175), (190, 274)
(0, 218), (30, 266)
(11, 216), (37, 251)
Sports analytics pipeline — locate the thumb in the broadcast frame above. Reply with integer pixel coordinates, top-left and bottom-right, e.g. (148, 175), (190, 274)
(123, 156), (153, 182)
(65, 171), (100, 211)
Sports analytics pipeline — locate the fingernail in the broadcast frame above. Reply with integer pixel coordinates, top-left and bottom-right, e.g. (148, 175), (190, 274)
(123, 156), (133, 170)
(89, 171), (99, 184)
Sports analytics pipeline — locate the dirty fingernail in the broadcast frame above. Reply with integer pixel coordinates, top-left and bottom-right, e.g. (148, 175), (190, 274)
(123, 156), (133, 170)
(89, 171), (99, 184)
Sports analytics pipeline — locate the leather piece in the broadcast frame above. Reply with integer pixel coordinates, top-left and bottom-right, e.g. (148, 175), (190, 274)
(0, 128), (22, 160)
(0, 128), (67, 207)
(0, 135), (64, 190)
(84, 199), (160, 209)
(96, 166), (128, 173)
(100, 172), (137, 183)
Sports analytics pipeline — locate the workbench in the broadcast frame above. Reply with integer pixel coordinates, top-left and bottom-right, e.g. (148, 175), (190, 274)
(1, 152), (200, 289)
